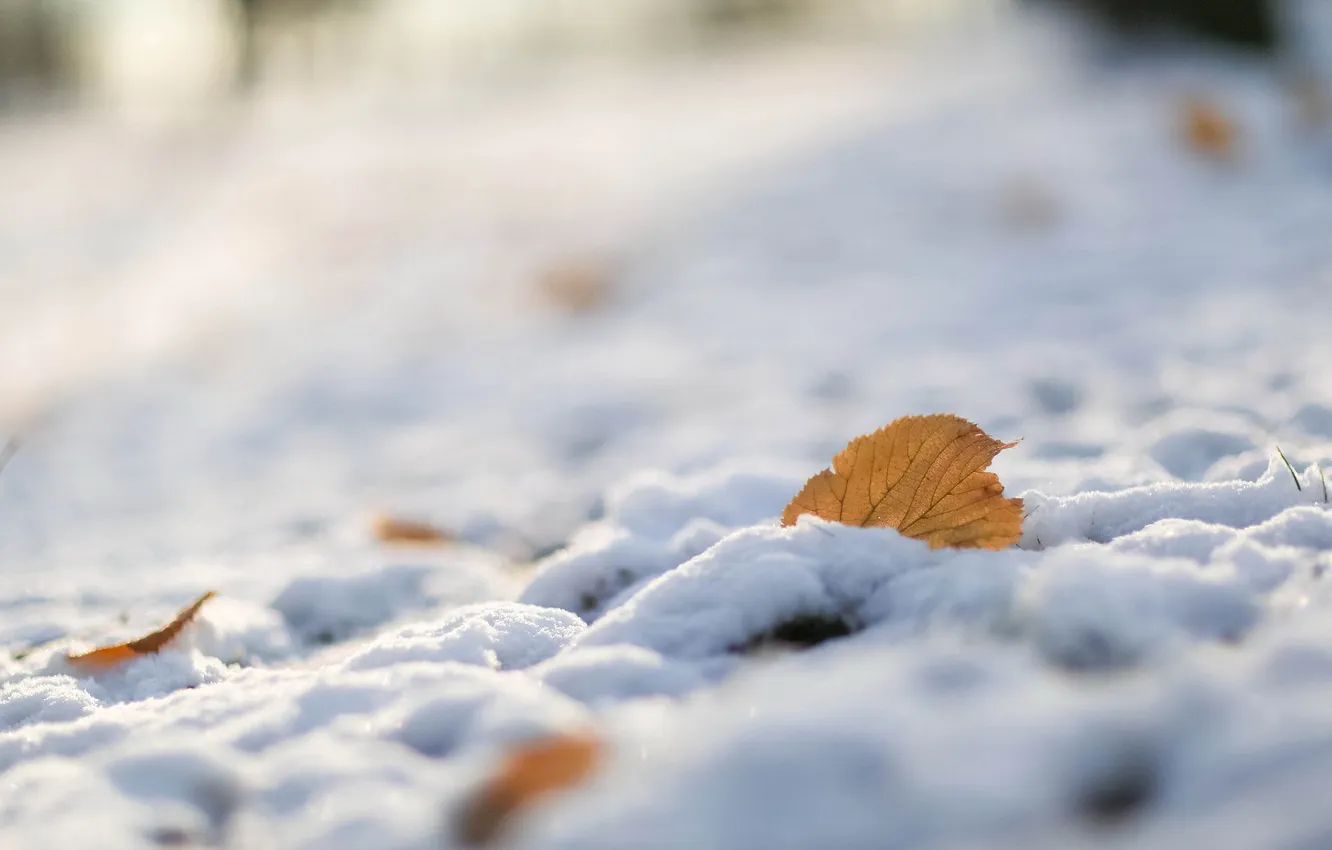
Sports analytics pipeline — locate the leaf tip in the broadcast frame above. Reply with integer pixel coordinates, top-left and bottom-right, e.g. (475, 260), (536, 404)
(65, 590), (219, 674)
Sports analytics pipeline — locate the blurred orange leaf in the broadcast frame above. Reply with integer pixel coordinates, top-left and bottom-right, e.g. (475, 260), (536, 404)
(536, 258), (615, 314)
(456, 733), (602, 846)
(1180, 95), (1238, 160)
(782, 414), (1023, 549)
(372, 514), (453, 546)
(66, 591), (217, 673)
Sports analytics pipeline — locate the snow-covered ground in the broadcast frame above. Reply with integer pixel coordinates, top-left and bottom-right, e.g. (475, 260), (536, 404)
(3, 11), (1332, 849)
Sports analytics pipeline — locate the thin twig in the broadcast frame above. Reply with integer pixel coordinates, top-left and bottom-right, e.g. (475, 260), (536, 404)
(1320, 464), (1329, 505)
(1276, 446), (1302, 492)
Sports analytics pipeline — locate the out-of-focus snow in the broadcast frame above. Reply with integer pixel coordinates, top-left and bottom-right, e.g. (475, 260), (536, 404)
(3, 8), (1332, 850)
(271, 551), (512, 646)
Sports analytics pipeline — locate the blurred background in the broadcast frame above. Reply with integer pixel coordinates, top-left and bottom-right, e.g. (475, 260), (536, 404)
(0, 1), (989, 110)
(0, 0), (1016, 414)
(1, 0), (1322, 398)
(1, 0), (1332, 586)
(3, 1), (1326, 111)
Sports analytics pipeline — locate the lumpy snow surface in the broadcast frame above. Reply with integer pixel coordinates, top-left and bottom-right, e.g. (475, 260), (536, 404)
(4, 15), (1332, 850)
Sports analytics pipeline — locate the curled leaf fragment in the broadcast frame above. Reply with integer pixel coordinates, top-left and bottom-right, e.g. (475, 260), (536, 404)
(66, 591), (217, 673)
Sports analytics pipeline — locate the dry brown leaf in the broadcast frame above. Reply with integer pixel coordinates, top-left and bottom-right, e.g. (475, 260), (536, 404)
(455, 733), (602, 847)
(536, 257), (615, 314)
(1180, 95), (1238, 160)
(66, 591), (217, 673)
(372, 514), (453, 546)
(781, 414), (1023, 550)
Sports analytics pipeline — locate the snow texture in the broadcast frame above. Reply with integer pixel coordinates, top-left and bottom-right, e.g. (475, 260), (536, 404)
(519, 465), (804, 620)
(4, 8), (1332, 849)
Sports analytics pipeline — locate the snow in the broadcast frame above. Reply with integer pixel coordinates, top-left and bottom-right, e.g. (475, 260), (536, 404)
(272, 552), (512, 645)
(342, 603), (585, 672)
(4, 7), (1332, 849)
(1021, 455), (1329, 547)
(532, 645), (711, 705)
(519, 465), (804, 620)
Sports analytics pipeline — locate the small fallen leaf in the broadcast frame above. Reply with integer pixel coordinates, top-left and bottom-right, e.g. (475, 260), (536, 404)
(1180, 95), (1238, 160)
(782, 414), (1023, 549)
(455, 733), (602, 847)
(372, 514), (452, 546)
(66, 591), (217, 673)
(535, 257), (615, 314)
